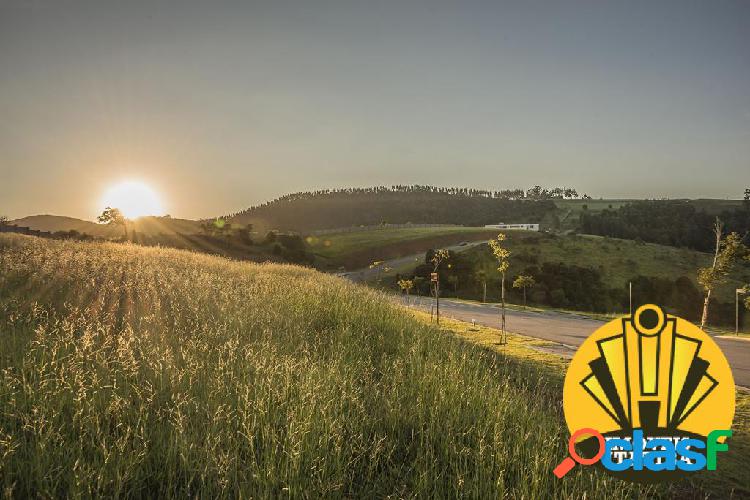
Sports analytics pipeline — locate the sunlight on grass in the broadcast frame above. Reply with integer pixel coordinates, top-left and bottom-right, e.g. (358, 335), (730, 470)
(0, 234), (746, 497)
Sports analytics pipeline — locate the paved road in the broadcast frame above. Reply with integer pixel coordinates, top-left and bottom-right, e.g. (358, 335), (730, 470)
(408, 297), (750, 388)
(339, 241), (750, 388)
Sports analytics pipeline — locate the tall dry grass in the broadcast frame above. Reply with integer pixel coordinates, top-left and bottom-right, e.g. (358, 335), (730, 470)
(0, 234), (664, 498)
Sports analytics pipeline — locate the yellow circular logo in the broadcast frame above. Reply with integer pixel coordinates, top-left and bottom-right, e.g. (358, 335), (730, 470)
(560, 304), (735, 482)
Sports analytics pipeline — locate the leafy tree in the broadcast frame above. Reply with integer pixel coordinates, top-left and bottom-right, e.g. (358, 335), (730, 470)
(512, 275), (536, 308)
(397, 279), (414, 304)
(447, 274), (459, 293)
(238, 223), (254, 244)
(697, 218), (745, 328)
(489, 233), (511, 343)
(97, 207), (127, 239)
(579, 199), (750, 251)
(0, 215), (9, 227)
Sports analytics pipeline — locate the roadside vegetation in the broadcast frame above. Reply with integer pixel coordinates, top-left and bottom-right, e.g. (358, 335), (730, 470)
(395, 231), (750, 327)
(419, 313), (750, 498)
(0, 234), (679, 498)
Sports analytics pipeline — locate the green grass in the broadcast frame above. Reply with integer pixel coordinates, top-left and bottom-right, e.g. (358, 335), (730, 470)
(422, 313), (750, 499)
(0, 234), (676, 498)
(465, 232), (750, 304)
(553, 199), (633, 230)
(308, 226), (498, 270)
(308, 226), (494, 259)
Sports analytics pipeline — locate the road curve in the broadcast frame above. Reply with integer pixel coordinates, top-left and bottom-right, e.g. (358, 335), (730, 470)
(408, 297), (750, 388)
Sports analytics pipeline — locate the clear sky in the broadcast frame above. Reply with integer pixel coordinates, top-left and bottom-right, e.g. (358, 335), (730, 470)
(1, 0), (749, 220)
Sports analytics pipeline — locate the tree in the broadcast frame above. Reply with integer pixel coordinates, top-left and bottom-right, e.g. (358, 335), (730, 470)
(431, 249), (450, 324)
(0, 215), (8, 227)
(513, 275), (536, 308)
(697, 218), (744, 328)
(238, 223), (254, 244)
(397, 278), (414, 305)
(447, 274), (459, 293)
(489, 233), (511, 343)
(473, 259), (496, 303)
(97, 207), (127, 239)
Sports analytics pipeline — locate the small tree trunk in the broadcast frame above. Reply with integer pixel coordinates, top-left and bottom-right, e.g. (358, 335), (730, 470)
(436, 281), (440, 325)
(523, 287), (527, 308)
(700, 221), (723, 329)
(700, 290), (711, 329)
(500, 273), (506, 343)
(482, 281), (487, 303)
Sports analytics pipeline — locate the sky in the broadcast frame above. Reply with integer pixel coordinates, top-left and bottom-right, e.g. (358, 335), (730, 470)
(1, 0), (749, 220)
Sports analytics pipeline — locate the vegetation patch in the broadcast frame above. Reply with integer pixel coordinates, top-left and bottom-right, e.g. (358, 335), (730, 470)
(309, 227), (499, 270)
(0, 234), (686, 498)
(413, 312), (750, 499)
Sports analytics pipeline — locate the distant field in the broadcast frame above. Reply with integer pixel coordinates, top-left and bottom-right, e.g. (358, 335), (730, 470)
(554, 199), (632, 230)
(0, 234), (668, 498)
(465, 232), (750, 303)
(309, 226), (499, 269)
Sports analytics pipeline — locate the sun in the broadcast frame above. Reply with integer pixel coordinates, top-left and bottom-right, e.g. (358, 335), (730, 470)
(100, 180), (165, 219)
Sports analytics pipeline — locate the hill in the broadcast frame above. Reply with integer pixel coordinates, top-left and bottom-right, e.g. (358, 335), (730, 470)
(0, 233), (674, 498)
(12, 214), (202, 238)
(577, 199), (750, 251)
(309, 226), (499, 270)
(403, 232), (750, 326)
(228, 186), (559, 233)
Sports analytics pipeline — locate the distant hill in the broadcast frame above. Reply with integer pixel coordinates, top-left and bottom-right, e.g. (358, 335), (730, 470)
(12, 215), (202, 238)
(578, 199), (750, 252)
(228, 186), (562, 233)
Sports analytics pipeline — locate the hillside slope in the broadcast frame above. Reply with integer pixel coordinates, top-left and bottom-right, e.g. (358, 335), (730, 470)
(428, 232), (750, 325)
(229, 188), (557, 233)
(12, 214), (202, 238)
(0, 234), (662, 498)
(310, 226), (500, 270)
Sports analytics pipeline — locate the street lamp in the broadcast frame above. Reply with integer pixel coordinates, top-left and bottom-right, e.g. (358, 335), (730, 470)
(737, 288), (747, 336)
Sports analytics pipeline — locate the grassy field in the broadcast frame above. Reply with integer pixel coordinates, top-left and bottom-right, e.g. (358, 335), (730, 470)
(422, 313), (750, 498)
(0, 234), (703, 498)
(463, 232), (750, 304)
(308, 226), (498, 270)
(553, 199), (633, 230)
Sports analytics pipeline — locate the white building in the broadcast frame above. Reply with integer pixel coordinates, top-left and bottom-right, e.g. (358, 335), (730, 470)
(483, 223), (539, 231)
